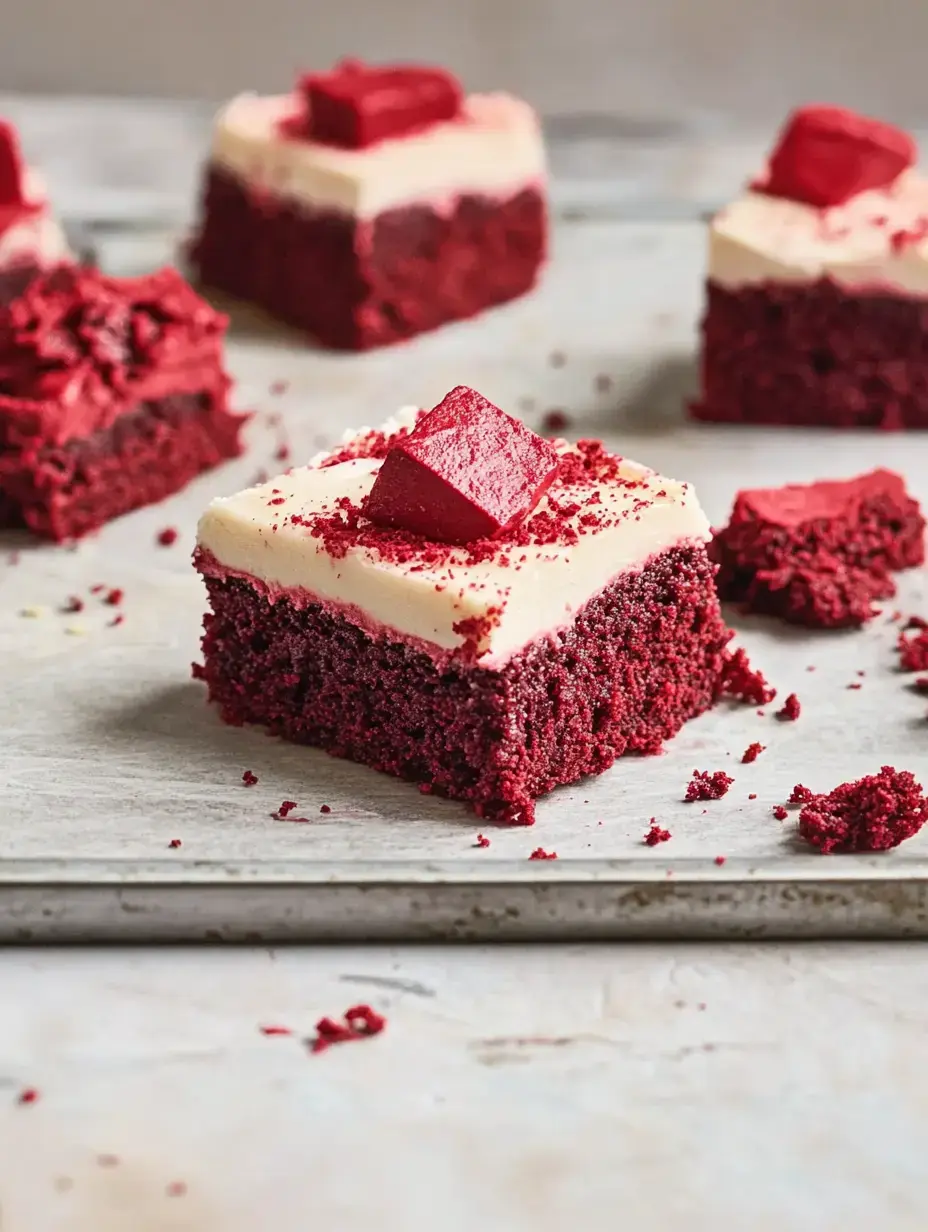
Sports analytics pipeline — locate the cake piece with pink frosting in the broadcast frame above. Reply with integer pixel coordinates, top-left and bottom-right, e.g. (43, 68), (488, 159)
(0, 119), (71, 303)
(190, 61), (548, 350)
(692, 105), (928, 429)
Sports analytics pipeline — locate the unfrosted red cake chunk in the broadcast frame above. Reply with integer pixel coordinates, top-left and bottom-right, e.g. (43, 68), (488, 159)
(758, 105), (915, 208)
(711, 469), (924, 628)
(365, 385), (558, 544)
(302, 59), (463, 148)
(797, 767), (928, 853)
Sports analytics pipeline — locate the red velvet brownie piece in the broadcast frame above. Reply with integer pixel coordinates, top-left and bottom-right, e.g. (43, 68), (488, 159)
(191, 61), (547, 350)
(195, 393), (731, 822)
(711, 468), (924, 627)
(0, 266), (246, 540)
(0, 120), (72, 303)
(693, 105), (928, 428)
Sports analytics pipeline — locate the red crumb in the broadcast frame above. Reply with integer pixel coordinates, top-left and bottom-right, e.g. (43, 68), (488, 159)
(714, 856), (727, 866)
(685, 770), (734, 802)
(748, 793), (757, 800)
(108, 614), (124, 628)
(475, 834), (490, 848)
(62, 595), (84, 613)
(898, 622), (928, 672)
(789, 784), (815, 805)
(529, 847), (558, 860)
(269, 380), (289, 396)
(157, 526), (179, 547)
(166, 1182), (187, 1198)
(167, 839), (182, 849)
(847, 682), (862, 690)
(104, 588), (123, 606)
(309, 1004), (386, 1055)
(644, 821), (672, 846)
(542, 409), (571, 433)
(275, 443), (291, 462)
(773, 805), (789, 820)
(17, 1087), (38, 1106)
(320, 804), (331, 815)
(716, 648), (777, 706)
(549, 350), (567, 368)
(797, 766), (928, 853)
(242, 770), (258, 786)
(90, 584), (105, 594)
(777, 693), (801, 721)
(259, 1025), (293, 1037)
(913, 677), (928, 693)
(742, 741), (765, 764)
(274, 800), (298, 818)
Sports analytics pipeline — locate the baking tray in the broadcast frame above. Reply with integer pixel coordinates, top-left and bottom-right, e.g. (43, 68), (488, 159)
(3, 219), (928, 942)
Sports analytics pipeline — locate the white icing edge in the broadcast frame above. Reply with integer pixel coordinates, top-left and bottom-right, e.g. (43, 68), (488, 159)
(709, 173), (928, 295)
(196, 409), (712, 668)
(208, 92), (547, 218)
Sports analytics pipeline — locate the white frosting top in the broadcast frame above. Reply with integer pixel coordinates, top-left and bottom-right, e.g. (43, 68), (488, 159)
(709, 171), (928, 294)
(196, 410), (711, 668)
(0, 170), (70, 269)
(208, 92), (546, 218)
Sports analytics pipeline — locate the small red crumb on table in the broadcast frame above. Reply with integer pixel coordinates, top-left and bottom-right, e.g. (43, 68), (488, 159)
(259, 1025), (293, 1037)
(685, 770), (734, 802)
(644, 821), (672, 846)
(714, 855), (727, 866)
(741, 741), (765, 764)
(273, 800), (299, 818)
(898, 621), (928, 672)
(789, 784), (815, 805)
(777, 693), (801, 721)
(167, 838), (182, 849)
(541, 409), (571, 433)
(16, 1087), (38, 1106)
(716, 648), (777, 706)
(529, 847), (558, 860)
(104, 588), (124, 606)
(475, 833), (490, 848)
(773, 805), (789, 820)
(308, 1004), (386, 1054)
(320, 804), (331, 815)
(241, 769), (258, 786)
(166, 1181), (187, 1198)
(157, 527), (179, 547)
(108, 614), (124, 628)
(798, 766), (928, 853)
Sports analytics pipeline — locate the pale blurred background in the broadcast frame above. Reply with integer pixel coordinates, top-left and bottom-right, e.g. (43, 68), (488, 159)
(0, 0), (924, 127)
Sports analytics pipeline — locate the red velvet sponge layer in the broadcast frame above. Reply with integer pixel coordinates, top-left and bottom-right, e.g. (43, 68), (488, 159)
(693, 278), (928, 429)
(195, 541), (732, 823)
(191, 166), (547, 350)
(0, 388), (245, 541)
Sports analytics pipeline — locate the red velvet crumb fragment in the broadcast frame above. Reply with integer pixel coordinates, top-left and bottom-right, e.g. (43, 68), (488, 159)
(104, 588), (123, 606)
(259, 1025), (293, 1037)
(716, 648), (777, 706)
(714, 855), (727, 866)
(644, 822), (672, 846)
(797, 766), (928, 853)
(898, 623), (928, 672)
(789, 784), (815, 805)
(242, 770), (258, 786)
(742, 742), (765, 764)
(166, 1182), (187, 1198)
(542, 409), (571, 433)
(773, 805), (789, 820)
(777, 693), (801, 721)
(157, 527), (179, 547)
(320, 804), (331, 814)
(90, 584), (105, 594)
(529, 847), (558, 860)
(17, 1087), (38, 1106)
(270, 380), (289, 395)
(108, 614), (124, 628)
(308, 1003), (386, 1054)
(275, 443), (290, 461)
(685, 770), (734, 802)
(913, 677), (928, 693)
(168, 839), (182, 849)
(475, 833), (490, 848)
(847, 682), (862, 690)
(63, 595), (84, 613)
(748, 793), (757, 800)
(274, 800), (298, 818)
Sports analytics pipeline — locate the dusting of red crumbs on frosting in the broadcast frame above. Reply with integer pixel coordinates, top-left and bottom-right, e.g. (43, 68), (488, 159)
(529, 847), (558, 860)
(308, 1004), (386, 1054)
(798, 767), (928, 853)
(716, 648), (777, 706)
(789, 784), (815, 805)
(644, 822), (671, 846)
(777, 693), (801, 721)
(685, 770), (733, 802)
(17, 1087), (38, 1106)
(157, 527), (178, 547)
(242, 770), (258, 786)
(168, 839), (182, 849)
(475, 834), (490, 848)
(741, 742), (765, 764)
(773, 805), (789, 820)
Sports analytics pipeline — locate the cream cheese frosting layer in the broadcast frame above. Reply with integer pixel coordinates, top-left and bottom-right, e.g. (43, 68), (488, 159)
(197, 411), (711, 668)
(709, 172), (928, 294)
(0, 170), (71, 268)
(209, 92), (546, 219)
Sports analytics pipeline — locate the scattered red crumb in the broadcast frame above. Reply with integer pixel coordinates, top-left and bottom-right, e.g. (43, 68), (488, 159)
(847, 682), (862, 690)
(549, 350), (567, 368)
(777, 693), (801, 721)
(157, 526), (179, 547)
(685, 770), (734, 802)
(17, 1087), (38, 1106)
(717, 648), (777, 706)
(104, 588), (124, 606)
(475, 834), (490, 848)
(242, 770), (258, 786)
(259, 1025), (293, 1037)
(62, 595), (84, 613)
(773, 805), (789, 820)
(806, 665), (816, 672)
(97, 1154), (120, 1168)
(789, 784), (815, 805)
(320, 804), (331, 815)
(741, 742), (765, 764)
(898, 622), (928, 672)
(168, 839), (182, 849)
(913, 677), (928, 693)
(269, 380), (289, 396)
(857, 670), (866, 677)
(166, 1181), (187, 1198)
(644, 822), (672, 846)
(275, 443), (291, 462)
(309, 1004), (386, 1054)
(714, 856), (727, 866)
(529, 847), (558, 860)
(542, 409), (571, 433)
(90, 584), (105, 594)
(274, 800), (299, 818)
(748, 793), (757, 800)
(798, 766), (928, 853)
(108, 614), (124, 628)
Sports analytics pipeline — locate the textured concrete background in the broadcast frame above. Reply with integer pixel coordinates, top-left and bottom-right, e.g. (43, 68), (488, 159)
(1, 0), (924, 125)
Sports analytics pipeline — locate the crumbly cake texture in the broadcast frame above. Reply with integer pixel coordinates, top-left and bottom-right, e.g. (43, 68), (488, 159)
(195, 399), (733, 823)
(0, 265), (245, 541)
(693, 106), (928, 429)
(191, 62), (547, 350)
(797, 767), (928, 853)
(711, 469), (925, 628)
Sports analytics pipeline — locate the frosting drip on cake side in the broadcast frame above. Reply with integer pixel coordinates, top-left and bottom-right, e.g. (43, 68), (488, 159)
(196, 410), (711, 667)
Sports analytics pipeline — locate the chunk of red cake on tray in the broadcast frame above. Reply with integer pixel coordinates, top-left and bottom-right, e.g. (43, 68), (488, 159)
(693, 105), (928, 428)
(0, 119), (72, 303)
(194, 385), (732, 824)
(0, 266), (247, 540)
(711, 468), (925, 627)
(190, 60), (548, 350)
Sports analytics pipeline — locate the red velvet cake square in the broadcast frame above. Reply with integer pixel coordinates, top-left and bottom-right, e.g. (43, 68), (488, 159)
(0, 265), (247, 541)
(711, 468), (925, 627)
(0, 119), (72, 304)
(194, 389), (732, 823)
(693, 106), (928, 429)
(190, 61), (548, 350)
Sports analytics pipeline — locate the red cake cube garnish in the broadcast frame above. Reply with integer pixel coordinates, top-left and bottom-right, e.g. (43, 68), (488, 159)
(302, 60), (463, 149)
(0, 121), (28, 208)
(758, 105), (915, 208)
(365, 386), (559, 544)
